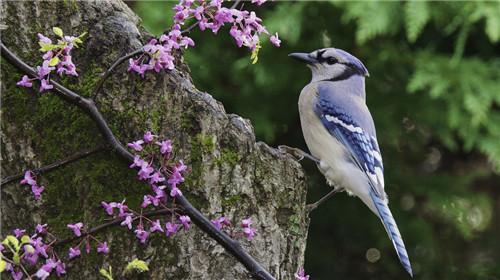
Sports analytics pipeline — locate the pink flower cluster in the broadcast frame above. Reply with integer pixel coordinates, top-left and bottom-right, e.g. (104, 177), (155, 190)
(20, 170), (45, 200)
(65, 222), (110, 259)
(127, 131), (186, 199)
(100, 199), (192, 243)
(128, 0), (280, 77)
(1, 225), (67, 280)
(16, 28), (85, 93)
(211, 216), (258, 241)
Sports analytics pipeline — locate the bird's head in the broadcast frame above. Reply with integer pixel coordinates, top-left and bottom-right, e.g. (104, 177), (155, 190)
(289, 48), (369, 82)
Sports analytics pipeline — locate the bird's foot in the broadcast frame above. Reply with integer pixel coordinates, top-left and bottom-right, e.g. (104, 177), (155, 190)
(278, 145), (320, 164)
(306, 188), (341, 212)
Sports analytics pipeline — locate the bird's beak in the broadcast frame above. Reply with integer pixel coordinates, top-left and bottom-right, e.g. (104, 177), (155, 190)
(288, 52), (317, 64)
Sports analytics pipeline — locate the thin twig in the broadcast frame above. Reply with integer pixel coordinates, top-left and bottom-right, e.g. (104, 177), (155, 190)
(91, 49), (142, 99)
(1, 43), (275, 280)
(54, 208), (176, 247)
(230, 0), (242, 9)
(1, 146), (107, 187)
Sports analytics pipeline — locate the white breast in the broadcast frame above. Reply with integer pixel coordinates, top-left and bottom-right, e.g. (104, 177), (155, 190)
(298, 84), (377, 214)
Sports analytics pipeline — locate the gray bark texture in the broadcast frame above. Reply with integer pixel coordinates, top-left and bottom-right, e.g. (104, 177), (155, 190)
(0, 1), (310, 279)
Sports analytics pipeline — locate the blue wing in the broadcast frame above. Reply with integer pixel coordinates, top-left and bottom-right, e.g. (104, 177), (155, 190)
(315, 83), (413, 276)
(315, 84), (385, 197)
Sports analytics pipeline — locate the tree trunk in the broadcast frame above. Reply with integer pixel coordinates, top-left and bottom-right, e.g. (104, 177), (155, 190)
(0, 1), (309, 279)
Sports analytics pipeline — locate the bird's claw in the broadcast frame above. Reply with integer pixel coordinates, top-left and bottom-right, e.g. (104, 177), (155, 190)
(278, 145), (305, 161)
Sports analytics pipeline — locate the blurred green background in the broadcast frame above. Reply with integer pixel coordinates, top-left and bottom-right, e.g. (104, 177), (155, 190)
(130, 1), (500, 279)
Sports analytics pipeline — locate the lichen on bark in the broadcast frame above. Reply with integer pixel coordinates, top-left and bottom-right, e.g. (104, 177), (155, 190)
(0, 1), (309, 279)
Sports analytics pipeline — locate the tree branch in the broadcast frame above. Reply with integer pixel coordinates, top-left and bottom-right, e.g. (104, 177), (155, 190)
(1, 42), (275, 280)
(1, 146), (107, 188)
(91, 49), (142, 99)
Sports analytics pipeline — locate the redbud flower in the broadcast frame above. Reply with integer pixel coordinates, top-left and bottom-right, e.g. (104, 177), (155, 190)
(13, 228), (26, 238)
(156, 140), (173, 155)
(170, 186), (182, 197)
(67, 222), (83, 237)
(101, 201), (117, 216)
(36, 224), (48, 234)
(270, 33), (281, 47)
(129, 155), (146, 168)
(165, 222), (178, 237)
(31, 184), (45, 200)
(294, 268), (310, 280)
(97, 242), (109, 254)
(35, 268), (50, 280)
(143, 131), (155, 143)
(179, 215), (191, 231)
(20, 170), (36, 185)
(243, 227), (257, 241)
(37, 33), (52, 44)
(68, 247), (81, 259)
(121, 215), (133, 229)
(150, 219), (164, 233)
(134, 228), (149, 244)
(11, 271), (23, 280)
(39, 79), (53, 92)
(16, 75), (33, 87)
(241, 217), (253, 228)
(127, 140), (144, 151)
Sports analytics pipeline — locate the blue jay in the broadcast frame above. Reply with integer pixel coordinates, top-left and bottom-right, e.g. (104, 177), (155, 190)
(288, 48), (413, 276)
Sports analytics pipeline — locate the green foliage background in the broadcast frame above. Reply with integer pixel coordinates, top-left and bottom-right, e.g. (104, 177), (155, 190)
(132, 1), (500, 279)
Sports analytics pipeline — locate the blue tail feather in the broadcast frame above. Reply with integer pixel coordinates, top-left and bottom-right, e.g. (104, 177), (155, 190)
(370, 191), (413, 277)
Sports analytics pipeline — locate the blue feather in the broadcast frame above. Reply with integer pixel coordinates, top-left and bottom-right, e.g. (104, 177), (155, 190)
(370, 190), (413, 277)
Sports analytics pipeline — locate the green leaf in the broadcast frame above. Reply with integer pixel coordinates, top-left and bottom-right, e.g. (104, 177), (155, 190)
(49, 56), (60, 66)
(124, 259), (149, 275)
(53, 27), (64, 37)
(0, 259), (6, 273)
(250, 42), (261, 65)
(2, 235), (20, 252)
(20, 235), (30, 244)
(13, 253), (20, 264)
(405, 1), (430, 42)
(99, 266), (113, 280)
(39, 42), (58, 52)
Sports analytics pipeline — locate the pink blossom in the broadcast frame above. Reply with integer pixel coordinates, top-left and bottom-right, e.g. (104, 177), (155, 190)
(157, 140), (173, 155)
(241, 217), (253, 228)
(165, 222), (178, 237)
(170, 186), (183, 197)
(68, 247), (81, 259)
(179, 215), (191, 231)
(295, 268), (310, 280)
(13, 228), (26, 238)
(270, 33), (281, 47)
(67, 222), (83, 237)
(16, 75), (33, 87)
(39, 79), (53, 92)
(135, 228), (149, 244)
(127, 140), (144, 151)
(143, 131), (155, 143)
(20, 170), (36, 185)
(36, 224), (48, 234)
(150, 219), (164, 233)
(31, 184), (45, 200)
(101, 201), (117, 216)
(97, 242), (109, 254)
(243, 227), (257, 240)
(121, 215), (133, 229)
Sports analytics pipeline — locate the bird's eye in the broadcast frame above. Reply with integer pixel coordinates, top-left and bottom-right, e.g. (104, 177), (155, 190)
(326, 57), (338, 65)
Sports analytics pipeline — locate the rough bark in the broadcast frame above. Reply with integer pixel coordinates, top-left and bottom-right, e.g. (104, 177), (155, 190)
(0, 1), (309, 279)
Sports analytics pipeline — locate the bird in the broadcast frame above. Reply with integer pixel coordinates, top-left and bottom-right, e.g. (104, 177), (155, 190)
(288, 47), (413, 277)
